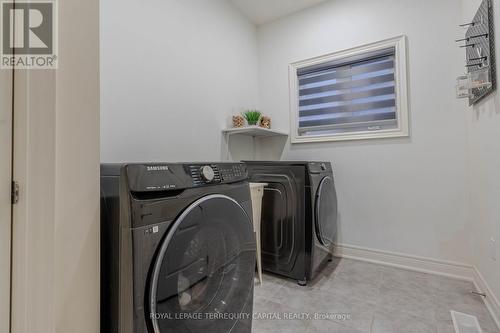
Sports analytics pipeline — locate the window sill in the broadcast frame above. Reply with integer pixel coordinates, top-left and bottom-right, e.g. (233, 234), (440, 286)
(291, 128), (409, 144)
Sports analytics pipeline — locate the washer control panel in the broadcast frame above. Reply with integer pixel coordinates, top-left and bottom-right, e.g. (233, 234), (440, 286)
(308, 162), (332, 174)
(188, 163), (247, 186)
(200, 165), (215, 182)
(219, 163), (246, 181)
(124, 163), (248, 192)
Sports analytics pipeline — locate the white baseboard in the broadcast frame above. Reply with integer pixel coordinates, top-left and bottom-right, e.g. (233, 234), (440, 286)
(333, 243), (500, 330)
(472, 267), (500, 330)
(334, 243), (475, 281)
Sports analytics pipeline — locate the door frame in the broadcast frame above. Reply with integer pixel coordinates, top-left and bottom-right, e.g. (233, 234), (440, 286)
(9, 0), (101, 332)
(0, 62), (14, 333)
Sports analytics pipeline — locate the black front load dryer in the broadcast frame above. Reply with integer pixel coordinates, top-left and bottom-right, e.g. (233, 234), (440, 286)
(101, 163), (255, 333)
(244, 161), (338, 286)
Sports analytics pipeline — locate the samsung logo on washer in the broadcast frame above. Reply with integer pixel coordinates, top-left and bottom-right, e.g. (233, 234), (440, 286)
(146, 166), (169, 172)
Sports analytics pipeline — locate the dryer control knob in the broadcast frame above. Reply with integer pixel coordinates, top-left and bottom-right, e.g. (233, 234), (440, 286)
(200, 165), (215, 182)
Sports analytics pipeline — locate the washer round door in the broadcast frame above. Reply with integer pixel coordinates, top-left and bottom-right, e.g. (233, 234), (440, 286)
(149, 194), (255, 333)
(314, 176), (337, 248)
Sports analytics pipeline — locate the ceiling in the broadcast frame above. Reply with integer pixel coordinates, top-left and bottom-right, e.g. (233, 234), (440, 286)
(229, 0), (330, 25)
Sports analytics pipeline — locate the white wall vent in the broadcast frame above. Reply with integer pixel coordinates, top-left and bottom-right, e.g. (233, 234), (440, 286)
(451, 310), (483, 333)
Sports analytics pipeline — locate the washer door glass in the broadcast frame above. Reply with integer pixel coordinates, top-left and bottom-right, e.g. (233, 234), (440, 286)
(315, 176), (337, 248)
(149, 194), (255, 333)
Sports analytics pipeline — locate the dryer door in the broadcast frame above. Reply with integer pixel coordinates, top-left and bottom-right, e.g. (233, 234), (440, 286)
(314, 176), (337, 249)
(149, 194), (255, 333)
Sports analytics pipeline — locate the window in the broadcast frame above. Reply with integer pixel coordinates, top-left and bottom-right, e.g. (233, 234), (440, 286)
(289, 36), (409, 143)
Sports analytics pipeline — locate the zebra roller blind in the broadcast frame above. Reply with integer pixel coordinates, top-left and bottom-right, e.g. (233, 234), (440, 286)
(297, 47), (398, 136)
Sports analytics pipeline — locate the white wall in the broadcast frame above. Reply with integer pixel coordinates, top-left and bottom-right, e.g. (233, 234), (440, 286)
(100, 0), (260, 163)
(257, 0), (473, 263)
(462, 0), (500, 312)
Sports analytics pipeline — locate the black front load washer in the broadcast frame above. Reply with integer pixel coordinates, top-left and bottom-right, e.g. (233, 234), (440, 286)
(244, 161), (337, 286)
(101, 163), (255, 333)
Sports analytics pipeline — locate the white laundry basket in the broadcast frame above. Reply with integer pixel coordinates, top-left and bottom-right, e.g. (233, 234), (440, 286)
(249, 182), (267, 284)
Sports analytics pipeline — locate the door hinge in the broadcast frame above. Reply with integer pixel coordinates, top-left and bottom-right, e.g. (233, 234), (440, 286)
(11, 180), (19, 204)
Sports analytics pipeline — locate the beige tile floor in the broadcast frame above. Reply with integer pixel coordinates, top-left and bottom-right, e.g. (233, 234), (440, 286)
(252, 257), (500, 333)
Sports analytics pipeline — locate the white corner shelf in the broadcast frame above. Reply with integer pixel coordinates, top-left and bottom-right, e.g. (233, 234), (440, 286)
(221, 126), (289, 161)
(222, 126), (289, 138)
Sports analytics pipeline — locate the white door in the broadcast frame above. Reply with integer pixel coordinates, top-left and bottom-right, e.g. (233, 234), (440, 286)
(0, 68), (13, 332)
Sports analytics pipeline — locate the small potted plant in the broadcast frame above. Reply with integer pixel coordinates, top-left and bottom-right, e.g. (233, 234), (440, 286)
(243, 110), (262, 126)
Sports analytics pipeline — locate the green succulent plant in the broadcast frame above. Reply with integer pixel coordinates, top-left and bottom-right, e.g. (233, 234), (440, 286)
(243, 110), (262, 125)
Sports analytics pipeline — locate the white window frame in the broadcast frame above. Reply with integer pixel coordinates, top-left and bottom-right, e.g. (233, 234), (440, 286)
(289, 35), (410, 144)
